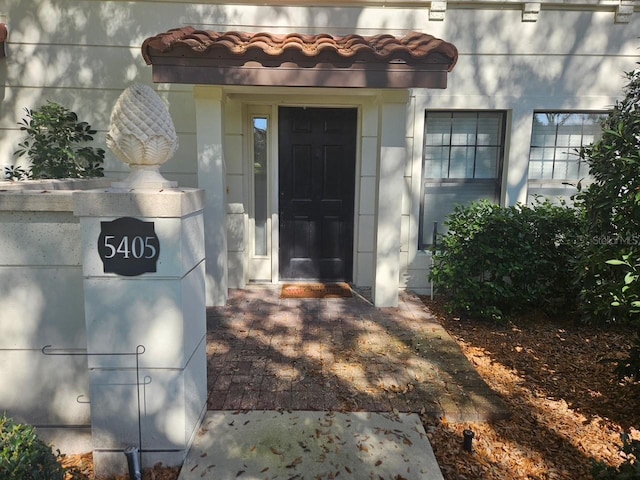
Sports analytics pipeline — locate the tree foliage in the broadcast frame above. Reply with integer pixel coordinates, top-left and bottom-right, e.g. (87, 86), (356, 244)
(574, 66), (640, 326)
(573, 65), (640, 382)
(11, 102), (105, 179)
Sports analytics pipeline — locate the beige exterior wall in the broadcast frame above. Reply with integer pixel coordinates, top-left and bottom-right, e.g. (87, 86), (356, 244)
(1, 1), (638, 298)
(0, 181), (109, 452)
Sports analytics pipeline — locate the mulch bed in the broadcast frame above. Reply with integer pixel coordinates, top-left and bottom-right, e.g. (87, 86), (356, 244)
(61, 298), (640, 480)
(60, 453), (180, 480)
(420, 298), (640, 480)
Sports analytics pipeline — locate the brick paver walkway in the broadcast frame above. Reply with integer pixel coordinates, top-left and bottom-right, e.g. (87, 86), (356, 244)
(206, 286), (508, 422)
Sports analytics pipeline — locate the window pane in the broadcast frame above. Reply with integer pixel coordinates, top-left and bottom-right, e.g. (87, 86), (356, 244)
(555, 147), (578, 179)
(421, 182), (499, 247)
(253, 117), (268, 256)
(420, 110), (506, 248)
(450, 113), (477, 144)
(556, 125), (581, 148)
(475, 147), (499, 178)
(449, 146), (474, 177)
(567, 130), (585, 148)
(529, 112), (605, 182)
(555, 159), (579, 179)
(424, 113), (452, 146)
(529, 145), (555, 179)
(423, 111), (504, 180)
(477, 113), (502, 145)
(424, 146), (450, 178)
(531, 124), (558, 147)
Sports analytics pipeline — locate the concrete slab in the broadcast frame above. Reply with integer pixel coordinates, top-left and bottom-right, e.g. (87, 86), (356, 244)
(179, 410), (444, 480)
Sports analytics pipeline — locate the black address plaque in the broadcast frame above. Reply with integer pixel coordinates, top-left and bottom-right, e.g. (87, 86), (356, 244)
(98, 217), (160, 276)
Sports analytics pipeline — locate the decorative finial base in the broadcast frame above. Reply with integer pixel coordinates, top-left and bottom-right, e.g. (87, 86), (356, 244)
(111, 165), (177, 189)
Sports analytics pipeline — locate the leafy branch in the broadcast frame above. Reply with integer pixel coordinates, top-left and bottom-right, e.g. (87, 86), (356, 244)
(11, 102), (105, 179)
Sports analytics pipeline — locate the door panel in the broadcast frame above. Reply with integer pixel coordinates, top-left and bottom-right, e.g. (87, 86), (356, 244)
(279, 107), (357, 281)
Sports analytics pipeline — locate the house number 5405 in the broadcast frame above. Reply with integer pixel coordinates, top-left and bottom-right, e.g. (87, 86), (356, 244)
(102, 235), (157, 259)
(98, 217), (161, 276)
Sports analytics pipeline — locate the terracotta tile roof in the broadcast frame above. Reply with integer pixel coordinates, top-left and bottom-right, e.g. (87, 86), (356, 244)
(142, 27), (458, 71)
(141, 27), (458, 88)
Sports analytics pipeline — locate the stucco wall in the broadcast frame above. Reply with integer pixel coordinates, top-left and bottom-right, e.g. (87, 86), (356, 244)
(403, 6), (639, 294)
(0, 179), (110, 452)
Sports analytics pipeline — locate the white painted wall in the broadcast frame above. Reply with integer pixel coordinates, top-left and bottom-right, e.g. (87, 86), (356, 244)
(356, 98), (379, 288)
(0, 178), (207, 466)
(224, 96), (248, 289)
(0, 183), (106, 452)
(194, 87), (229, 305)
(403, 7), (638, 293)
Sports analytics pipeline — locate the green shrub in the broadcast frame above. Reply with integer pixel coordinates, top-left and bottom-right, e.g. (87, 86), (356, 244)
(592, 432), (640, 479)
(574, 66), (640, 326)
(0, 413), (67, 479)
(429, 199), (583, 321)
(13, 101), (105, 179)
(572, 239), (634, 325)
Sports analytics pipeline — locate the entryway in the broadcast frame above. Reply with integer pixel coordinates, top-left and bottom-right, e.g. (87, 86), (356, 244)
(278, 107), (357, 281)
(180, 284), (510, 479)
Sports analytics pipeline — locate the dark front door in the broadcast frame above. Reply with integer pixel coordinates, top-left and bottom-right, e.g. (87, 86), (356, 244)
(278, 107), (357, 281)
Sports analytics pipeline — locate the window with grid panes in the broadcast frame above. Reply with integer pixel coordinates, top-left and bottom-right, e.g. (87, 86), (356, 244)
(419, 111), (505, 249)
(527, 112), (606, 203)
(529, 112), (606, 181)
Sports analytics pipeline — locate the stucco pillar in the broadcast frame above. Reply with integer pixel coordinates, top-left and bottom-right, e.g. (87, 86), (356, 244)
(372, 93), (409, 307)
(73, 188), (207, 476)
(194, 86), (228, 306)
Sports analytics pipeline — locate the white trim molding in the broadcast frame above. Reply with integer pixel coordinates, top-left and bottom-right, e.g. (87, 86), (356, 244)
(429, 1), (447, 20)
(522, 2), (541, 22)
(616, 0), (635, 22)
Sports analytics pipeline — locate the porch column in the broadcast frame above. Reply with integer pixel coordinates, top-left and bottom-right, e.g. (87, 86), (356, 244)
(194, 87), (228, 306)
(373, 92), (409, 307)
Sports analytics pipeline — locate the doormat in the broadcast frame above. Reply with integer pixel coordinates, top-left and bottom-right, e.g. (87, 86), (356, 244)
(280, 282), (353, 299)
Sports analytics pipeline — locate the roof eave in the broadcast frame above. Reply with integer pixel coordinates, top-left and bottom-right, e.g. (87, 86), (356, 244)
(142, 29), (458, 89)
(148, 60), (452, 89)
